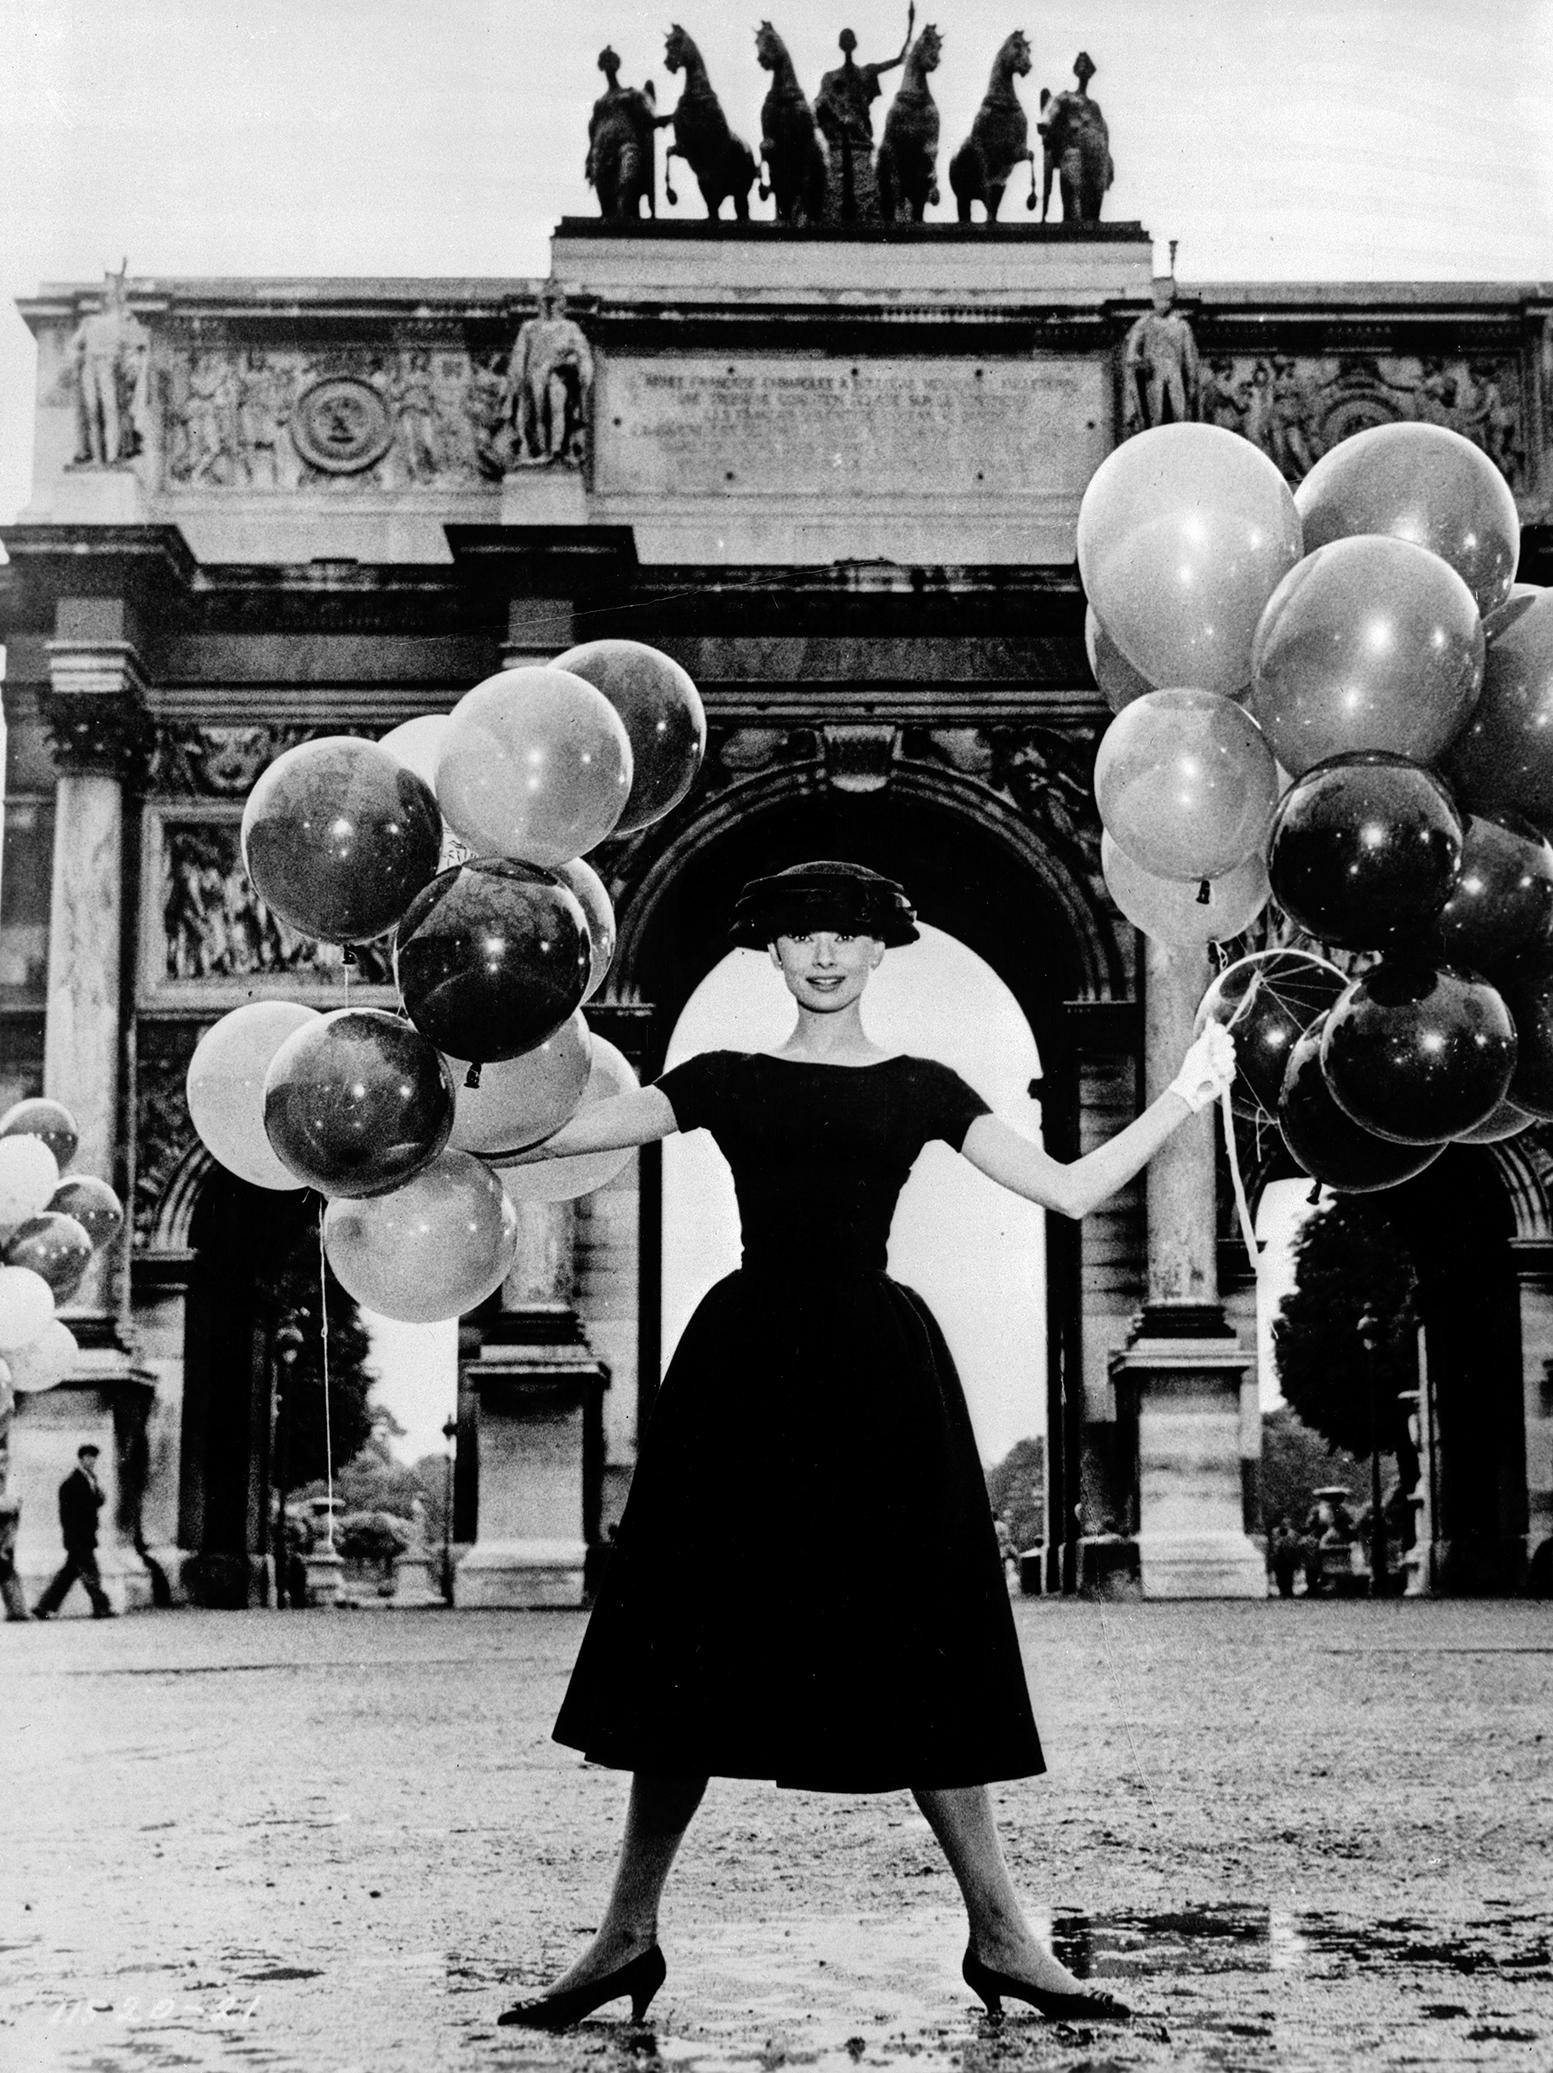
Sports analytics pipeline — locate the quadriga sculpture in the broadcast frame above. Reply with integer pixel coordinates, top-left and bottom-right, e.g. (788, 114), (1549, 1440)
(586, 46), (657, 221)
(660, 24), (758, 219)
(948, 30), (1037, 222)
(755, 21), (828, 225)
(875, 21), (943, 223)
(1039, 50), (1112, 222)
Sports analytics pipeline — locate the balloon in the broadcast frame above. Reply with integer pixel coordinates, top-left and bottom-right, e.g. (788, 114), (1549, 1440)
(1266, 754), (1463, 950)
(1194, 949), (1348, 1118)
(3, 1213), (94, 1302)
(263, 1009), (455, 1198)
(1492, 963), (1553, 1119)
(1278, 1019), (1447, 1194)
(240, 735), (443, 945)
(447, 1012), (593, 1159)
(0, 1364), (12, 1420)
(1319, 960), (1517, 1145)
(1453, 1096), (1534, 1144)
(553, 639), (707, 835)
(1443, 591), (1553, 835)
(1077, 421), (1303, 695)
(1101, 832), (1268, 949)
(0, 1265), (55, 1353)
(5, 1317), (78, 1393)
(435, 667), (634, 867)
(0, 1098), (79, 1172)
(394, 859), (591, 1066)
(377, 713), (450, 790)
(1094, 688), (1279, 882)
(1294, 420), (1521, 618)
(0, 1136), (61, 1240)
(499, 1037), (640, 1202)
(48, 1176), (124, 1252)
(1437, 812), (1553, 977)
(186, 1002), (322, 1191)
(1483, 584), (1544, 644)
(1247, 536), (1484, 776)
(554, 858), (616, 1003)
(322, 1148), (520, 1325)
(1085, 606), (1156, 712)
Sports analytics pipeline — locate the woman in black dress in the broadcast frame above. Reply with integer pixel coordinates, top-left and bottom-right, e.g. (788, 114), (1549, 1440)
(499, 862), (1236, 2031)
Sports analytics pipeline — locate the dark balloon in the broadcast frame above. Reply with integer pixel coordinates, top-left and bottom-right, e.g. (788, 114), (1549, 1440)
(262, 1008), (455, 1198)
(47, 1175), (123, 1250)
(1278, 1019), (1448, 1194)
(1266, 753), (1463, 950)
(394, 859), (591, 1065)
(3, 1212), (93, 1300)
(1319, 960), (1517, 1144)
(1493, 962), (1553, 1119)
(554, 639), (708, 836)
(240, 736), (443, 945)
(1444, 591), (1553, 837)
(1437, 812), (1553, 976)
(1453, 1096), (1535, 1144)
(0, 1098), (80, 1173)
(1194, 949), (1348, 1118)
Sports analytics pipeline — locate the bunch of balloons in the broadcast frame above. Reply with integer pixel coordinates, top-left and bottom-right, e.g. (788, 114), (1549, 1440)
(1086, 416), (1551, 1193)
(0, 1099), (126, 1408)
(188, 641), (707, 1321)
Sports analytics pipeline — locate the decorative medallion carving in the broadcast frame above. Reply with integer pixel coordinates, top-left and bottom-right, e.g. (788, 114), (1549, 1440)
(289, 374), (397, 475)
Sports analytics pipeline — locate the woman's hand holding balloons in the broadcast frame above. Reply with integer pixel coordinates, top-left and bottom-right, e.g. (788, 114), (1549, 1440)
(1166, 1023), (1238, 1114)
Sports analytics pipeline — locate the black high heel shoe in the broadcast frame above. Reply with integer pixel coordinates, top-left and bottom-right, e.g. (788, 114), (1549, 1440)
(962, 1946), (1131, 2023)
(497, 1944), (667, 2029)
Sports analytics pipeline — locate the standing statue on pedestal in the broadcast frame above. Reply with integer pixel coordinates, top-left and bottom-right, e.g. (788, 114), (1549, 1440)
(506, 285), (594, 467)
(876, 21), (944, 223)
(1038, 51), (1113, 222)
(948, 29), (1038, 222)
(755, 22), (828, 225)
(68, 264), (149, 466)
(813, 7), (915, 224)
(1124, 278), (1201, 431)
(587, 46), (658, 221)
(660, 26), (758, 220)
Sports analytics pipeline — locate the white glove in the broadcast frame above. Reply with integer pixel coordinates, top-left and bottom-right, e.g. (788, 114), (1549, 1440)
(1168, 1022), (1237, 1114)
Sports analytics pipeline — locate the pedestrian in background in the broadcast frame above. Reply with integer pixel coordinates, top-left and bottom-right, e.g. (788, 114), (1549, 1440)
(33, 1443), (116, 1620)
(1, 1494), (30, 1621)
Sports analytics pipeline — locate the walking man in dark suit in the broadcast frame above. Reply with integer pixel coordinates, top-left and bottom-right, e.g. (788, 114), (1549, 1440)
(33, 1443), (116, 1619)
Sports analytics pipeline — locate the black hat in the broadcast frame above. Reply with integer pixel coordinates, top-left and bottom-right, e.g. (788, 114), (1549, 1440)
(730, 860), (919, 948)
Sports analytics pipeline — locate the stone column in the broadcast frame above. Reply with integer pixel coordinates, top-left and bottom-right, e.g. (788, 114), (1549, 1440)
(1108, 938), (1265, 1598)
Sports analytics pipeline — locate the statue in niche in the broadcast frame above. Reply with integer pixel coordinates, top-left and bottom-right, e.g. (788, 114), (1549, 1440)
(68, 264), (149, 466)
(1123, 278), (1201, 431)
(876, 20), (944, 223)
(505, 284), (594, 467)
(392, 350), (444, 482)
(755, 22), (828, 225)
(659, 26), (758, 220)
(236, 352), (291, 489)
(948, 29), (1037, 223)
(1038, 51), (1112, 222)
(813, 6), (914, 223)
(587, 46), (658, 220)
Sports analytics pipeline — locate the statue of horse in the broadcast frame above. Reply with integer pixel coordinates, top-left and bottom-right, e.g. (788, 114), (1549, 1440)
(755, 21), (827, 225)
(660, 24), (758, 219)
(1038, 51), (1113, 222)
(947, 30), (1037, 222)
(587, 46), (658, 221)
(876, 22), (943, 223)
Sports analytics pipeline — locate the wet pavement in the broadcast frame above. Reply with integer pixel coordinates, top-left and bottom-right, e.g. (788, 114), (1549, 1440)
(1, 1598), (1550, 2072)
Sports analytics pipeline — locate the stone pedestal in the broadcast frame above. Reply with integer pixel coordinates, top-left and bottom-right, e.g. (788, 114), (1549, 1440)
(500, 468), (587, 527)
(49, 466), (148, 525)
(454, 1308), (606, 1609)
(389, 1546), (443, 1608)
(304, 1547), (345, 1607)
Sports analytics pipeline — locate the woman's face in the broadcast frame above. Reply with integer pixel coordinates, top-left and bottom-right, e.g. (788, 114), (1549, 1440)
(770, 928), (884, 1012)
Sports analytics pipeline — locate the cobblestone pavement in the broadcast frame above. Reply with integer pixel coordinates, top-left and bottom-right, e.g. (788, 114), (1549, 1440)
(1, 1598), (1550, 2073)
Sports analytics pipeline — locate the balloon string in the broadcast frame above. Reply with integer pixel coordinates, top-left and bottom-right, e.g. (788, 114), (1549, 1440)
(1222, 1087), (1261, 1274)
(318, 1208), (337, 1555)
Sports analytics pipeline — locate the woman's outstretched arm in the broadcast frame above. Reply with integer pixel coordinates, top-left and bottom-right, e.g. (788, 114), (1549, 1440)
(957, 1023), (1235, 1221)
(502, 1086), (679, 1165)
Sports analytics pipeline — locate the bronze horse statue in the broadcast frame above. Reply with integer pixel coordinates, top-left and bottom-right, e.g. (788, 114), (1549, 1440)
(586, 46), (658, 220)
(1039, 51), (1113, 222)
(660, 24), (758, 219)
(755, 21), (827, 225)
(948, 30), (1037, 222)
(876, 22), (943, 223)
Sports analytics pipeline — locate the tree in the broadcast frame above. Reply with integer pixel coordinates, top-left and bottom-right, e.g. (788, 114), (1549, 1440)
(1261, 1403), (1364, 1529)
(985, 1436), (1046, 1550)
(1273, 1196), (1418, 1462)
(263, 1229), (377, 1490)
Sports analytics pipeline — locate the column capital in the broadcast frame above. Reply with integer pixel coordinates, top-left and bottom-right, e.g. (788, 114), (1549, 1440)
(41, 640), (153, 780)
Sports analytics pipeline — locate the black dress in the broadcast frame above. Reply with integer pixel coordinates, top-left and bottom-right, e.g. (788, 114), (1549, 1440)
(552, 1051), (1045, 1794)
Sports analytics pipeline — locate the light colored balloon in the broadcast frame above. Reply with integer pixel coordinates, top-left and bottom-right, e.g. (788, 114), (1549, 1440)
(435, 667), (634, 868)
(1094, 687), (1280, 882)
(499, 1038), (641, 1202)
(1101, 832), (1269, 948)
(1078, 421), (1303, 696)
(0, 1136), (61, 1240)
(447, 1012), (593, 1159)
(187, 1002), (322, 1190)
(377, 713), (450, 790)
(323, 1149), (520, 1324)
(5, 1317), (79, 1393)
(1085, 605), (1156, 712)
(553, 858), (617, 1003)
(0, 1362), (13, 1420)
(0, 1265), (55, 1353)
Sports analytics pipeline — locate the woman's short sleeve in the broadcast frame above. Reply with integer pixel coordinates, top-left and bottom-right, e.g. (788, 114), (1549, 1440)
(917, 1060), (992, 1152)
(651, 1051), (733, 1136)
